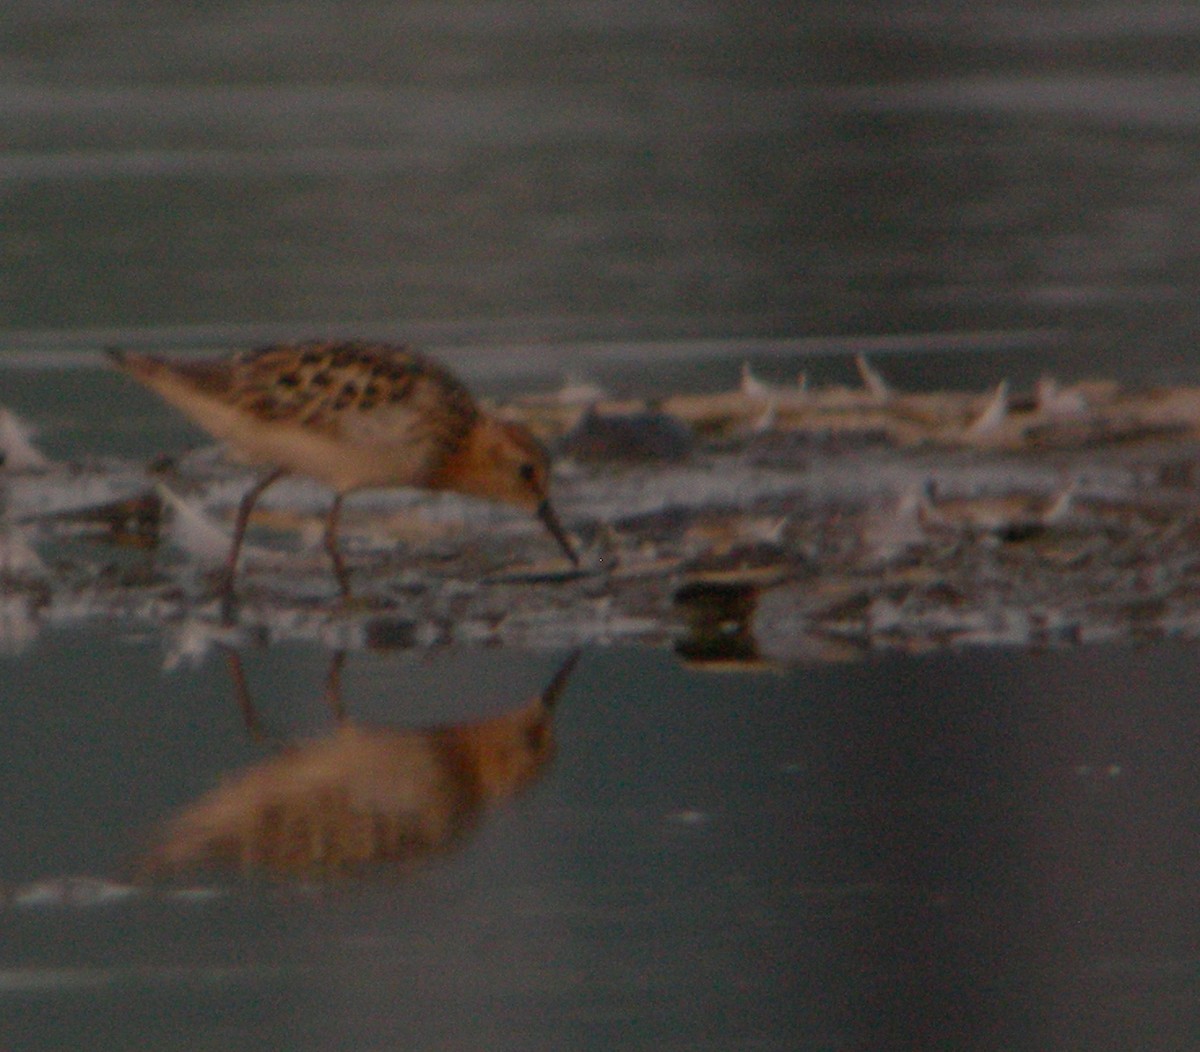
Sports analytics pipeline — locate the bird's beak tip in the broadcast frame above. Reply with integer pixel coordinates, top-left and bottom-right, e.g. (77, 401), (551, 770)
(537, 499), (579, 567)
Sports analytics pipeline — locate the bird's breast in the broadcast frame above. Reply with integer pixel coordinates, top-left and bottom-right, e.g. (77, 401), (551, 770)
(195, 399), (444, 492)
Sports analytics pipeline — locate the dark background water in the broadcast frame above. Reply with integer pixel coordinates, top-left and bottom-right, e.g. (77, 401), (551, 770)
(4, 3), (1200, 1049)
(3, 1), (1200, 389)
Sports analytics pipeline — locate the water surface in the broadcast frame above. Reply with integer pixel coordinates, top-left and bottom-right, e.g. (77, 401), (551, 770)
(3, 631), (1200, 1048)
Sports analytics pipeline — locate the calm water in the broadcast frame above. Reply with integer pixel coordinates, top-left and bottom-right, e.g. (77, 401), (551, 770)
(5, 2), (1200, 1049)
(3, 1), (1200, 387)
(3, 633), (1200, 1048)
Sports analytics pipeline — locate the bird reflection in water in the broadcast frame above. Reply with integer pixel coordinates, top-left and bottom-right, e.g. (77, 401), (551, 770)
(142, 649), (579, 877)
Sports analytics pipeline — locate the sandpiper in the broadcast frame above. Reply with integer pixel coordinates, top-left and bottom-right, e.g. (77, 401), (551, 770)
(108, 341), (578, 608)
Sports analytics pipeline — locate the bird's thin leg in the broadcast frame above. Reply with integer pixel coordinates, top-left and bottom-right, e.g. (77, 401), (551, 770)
(221, 467), (287, 622)
(322, 650), (347, 721)
(221, 645), (265, 741)
(323, 493), (351, 599)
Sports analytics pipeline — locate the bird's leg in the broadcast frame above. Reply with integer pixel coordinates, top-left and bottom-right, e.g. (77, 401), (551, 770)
(322, 650), (347, 721)
(220, 467), (287, 623)
(221, 645), (266, 741)
(323, 493), (351, 599)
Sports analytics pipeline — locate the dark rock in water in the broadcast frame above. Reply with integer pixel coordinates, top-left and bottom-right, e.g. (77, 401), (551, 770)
(674, 579), (761, 666)
(364, 616), (421, 649)
(558, 407), (694, 462)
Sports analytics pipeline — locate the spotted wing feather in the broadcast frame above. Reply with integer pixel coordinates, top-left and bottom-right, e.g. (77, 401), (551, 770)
(223, 342), (478, 467)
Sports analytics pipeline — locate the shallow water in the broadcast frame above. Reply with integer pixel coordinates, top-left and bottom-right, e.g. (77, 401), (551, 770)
(5, 1), (1200, 1048)
(3, 631), (1200, 1048)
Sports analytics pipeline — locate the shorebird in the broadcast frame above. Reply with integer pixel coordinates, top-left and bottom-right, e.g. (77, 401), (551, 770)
(107, 341), (578, 608)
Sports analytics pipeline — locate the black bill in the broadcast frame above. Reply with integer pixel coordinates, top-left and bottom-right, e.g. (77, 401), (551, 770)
(536, 499), (579, 566)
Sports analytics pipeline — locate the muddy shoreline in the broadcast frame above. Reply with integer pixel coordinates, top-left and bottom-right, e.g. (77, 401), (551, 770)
(4, 362), (1200, 665)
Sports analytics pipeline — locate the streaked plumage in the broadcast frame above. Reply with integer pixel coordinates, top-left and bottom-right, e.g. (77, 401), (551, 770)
(142, 649), (578, 876)
(108, 341), (577, 611)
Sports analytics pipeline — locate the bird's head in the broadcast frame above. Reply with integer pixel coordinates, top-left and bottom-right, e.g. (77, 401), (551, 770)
(442, 416), (579, 565)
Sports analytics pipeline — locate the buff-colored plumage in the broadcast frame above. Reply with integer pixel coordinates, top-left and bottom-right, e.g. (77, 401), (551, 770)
(142, 650), (578, 876)
(108, 342), (576, 611)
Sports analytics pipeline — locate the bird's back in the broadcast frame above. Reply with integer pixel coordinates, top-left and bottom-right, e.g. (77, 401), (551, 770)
(110, 342), (482, 492)
(228, 342), (476, 433)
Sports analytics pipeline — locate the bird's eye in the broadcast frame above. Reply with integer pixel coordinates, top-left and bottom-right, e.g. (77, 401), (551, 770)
(518, 462), (537, 483)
